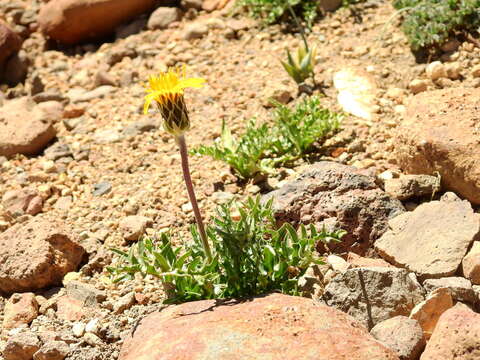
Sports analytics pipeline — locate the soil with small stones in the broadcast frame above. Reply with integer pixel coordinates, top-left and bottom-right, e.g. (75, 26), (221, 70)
(1, 0), (480, 359)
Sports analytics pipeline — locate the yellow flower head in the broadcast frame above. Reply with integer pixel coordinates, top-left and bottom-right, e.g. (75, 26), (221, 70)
(143, 66), (205, 136)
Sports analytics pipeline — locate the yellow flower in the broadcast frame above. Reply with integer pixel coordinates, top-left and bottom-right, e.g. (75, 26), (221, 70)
(143, 66), (205, 136)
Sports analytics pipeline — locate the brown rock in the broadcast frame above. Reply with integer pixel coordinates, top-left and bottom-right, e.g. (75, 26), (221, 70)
(119, 293), (399, 360)
(394, 87), (480, 204)
(423, 277), (476, 304)
(0, 217), (85, 294)
(33, 340), (70, 360)
(38, 0), (157, 44)
(264, 161), (405, 255)
(3, 293), (39, 330)
(147, 7), (181, 30)
(420, 303), (480, 359)
(2, 189), (43, 217)
(0, 20), (22, 67)
(410, 288), (453, 340)
(383, 174), (441, 201)
(370, 316), (425, 360)
(119, 215), (152, 242)
(3, 332), (41, 360)
(0, 97), (57, 158)
(375, 193), (479, 280)
(463, 241), (480, 285)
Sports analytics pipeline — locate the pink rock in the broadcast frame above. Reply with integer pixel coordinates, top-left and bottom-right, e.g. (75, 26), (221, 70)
(0, 217), (85, 294)
(119, 293), (399, 360)
(2, 188), (40, 217)
(38, 0), (157, 44)
(0, 97), (57, 157)
(3, 293), (39, 330)
(347, 252), (395, 268)
(420, 303), (480, 359)
(56, 296), (86, 321)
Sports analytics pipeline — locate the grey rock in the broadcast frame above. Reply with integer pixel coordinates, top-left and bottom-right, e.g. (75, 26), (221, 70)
(115, 17), (147, 39)
(3, 332), (41, 360)
(44, 143), (73, 161)
(384, 174), (441, 200)
(370, 316), (425, 360)
(423, 277), (476, 304)
(70, 86), (116, 103)
(122, 119), (158, 137)
(92, 182), (112, 196)
(375, 192), (480, 280)
(323, 267), (425, 330)
(264, 161), (405, 255)
(147, 7), (181, 30)
(65, 281), (106, 306)
(105, 46), (137, 66)
(93, 129), (123, 144)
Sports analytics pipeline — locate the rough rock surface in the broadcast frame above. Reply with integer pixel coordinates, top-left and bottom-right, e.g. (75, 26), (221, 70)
(420, 304), (480, 360)
(3, 332), (41, 360)
(422, 277), (475, 304)
(410, 288), (453, 340)
(0, 20), (22, 68)
(323, 267), (425, 330)
(370, 316), (425, 360)
(0, 97), (58, 157)
(38, 0), (158, 44)
(3, 293), (39, 330)
(394, 88), (480, 205)
(264, 161), (404, 255)
(2, 189), (44, 217)
(463, 241), (480, 285)
(0, 217), (85, 294)
(147, 7), (181, 30)
(383, 174), (440, 201)
(119, 293), (399, 360)
(375, 193), (480, 280)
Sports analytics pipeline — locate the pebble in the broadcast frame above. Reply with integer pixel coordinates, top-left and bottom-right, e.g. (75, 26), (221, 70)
(92, 182), (112, 196)
(72, 322), (85, 337)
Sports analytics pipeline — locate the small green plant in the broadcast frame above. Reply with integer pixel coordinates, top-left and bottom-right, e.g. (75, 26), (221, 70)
(108, 197), (345, 303)
(239, 0), (319, 27)
(192, 96), (342, 179)
(281, 44), (317, 85)
(393, 0), (480, 51)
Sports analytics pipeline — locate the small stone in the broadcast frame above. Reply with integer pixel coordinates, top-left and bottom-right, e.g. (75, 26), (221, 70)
(72, 322), (85, 337)
(445, 62), (461, 80)
(326, 255), (349, 272)
(94, 70), (116, 87)
(183, 22), (209, 40)
(119, 216), (152, 242)
(147, 7), (181, 30)
(463, 241), (480, 285)
(85, 318), (100, 335)
(3, 293), (39, 330)
(3, 332), (41, 360)
(383, 174), (441, 201)
(33, 341), (69, 360)
(113, 292), (135, 314)
(410, 287), (453, 340)
(471, 64), (480, 78)
(262, 87), (292, 107)
(56, 296), (86, 321)
(408, 79), (428, 94)
(426, 61), (446, 81)
(370, 316), (425, 360)
(423, 277), (476, 303)
(65, 281), (106, 306)
(83, 333), (103, 347)
(92, 182), (112, 196)
(181, 202), (193, 213)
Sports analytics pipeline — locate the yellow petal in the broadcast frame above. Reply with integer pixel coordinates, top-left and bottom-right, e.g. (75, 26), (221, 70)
(143, 93), (157, 114)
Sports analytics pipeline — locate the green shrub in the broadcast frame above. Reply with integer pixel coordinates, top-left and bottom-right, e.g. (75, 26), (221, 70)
(192, 96), (342, 179)
(238, 0), (319, 27)
(393, 0), (480, 51)
(108, 197), (345, 303)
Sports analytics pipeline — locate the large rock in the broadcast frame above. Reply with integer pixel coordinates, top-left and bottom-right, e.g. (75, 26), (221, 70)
(0, 97), (58, 157)
(38, 0), (157, 44)
(422, 277), (476, 304)
(0, 20), (22, 68)
(3, 293), (39, 330)
(119, 293), (399, 360)
(463, 241), (480, 285)
(394, 88), (480, 205)
(323, 267), (425, 330)
(0, 217), (85, 294)
(375, 193), (480, 280)
(370, 316), (425, 360)
(264, 161), (404, 255)
(420, 303), (480, 360)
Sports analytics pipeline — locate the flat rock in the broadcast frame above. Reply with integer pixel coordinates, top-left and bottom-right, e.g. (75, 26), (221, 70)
(119, 293), (399, 360)
(264, 161), (404, 255)
(423, 277), (475, 303)
(375, 192), (479, 280)
(384, 174), (441, 201)
(410, 288), (453, 340)
(38, 0), (157, 44)
(0, 97), (58, 157)
(394, 88), (480, 204)
(420, 303), (480, 359)
(0, 217), (85, 294)
(370, 316), (425, 360)
(323, 267), (425, 330)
